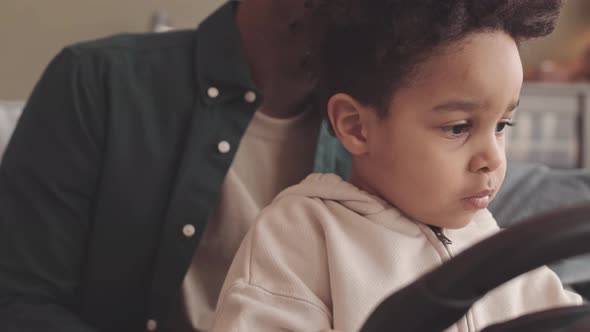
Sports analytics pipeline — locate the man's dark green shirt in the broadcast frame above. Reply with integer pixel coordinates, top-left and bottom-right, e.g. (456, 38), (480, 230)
(0, 3), (350, 331)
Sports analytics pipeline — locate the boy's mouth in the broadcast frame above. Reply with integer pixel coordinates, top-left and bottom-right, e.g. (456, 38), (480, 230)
(463, 189), (495, 210)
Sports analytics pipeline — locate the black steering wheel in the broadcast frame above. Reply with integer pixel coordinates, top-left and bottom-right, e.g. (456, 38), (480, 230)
(360, 202), (590, 332)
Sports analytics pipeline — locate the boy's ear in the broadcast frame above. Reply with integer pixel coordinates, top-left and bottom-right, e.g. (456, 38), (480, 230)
(327, 93), (371, 156)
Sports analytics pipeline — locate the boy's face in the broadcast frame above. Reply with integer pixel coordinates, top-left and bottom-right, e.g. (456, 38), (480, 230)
(354, 32), (522, 229)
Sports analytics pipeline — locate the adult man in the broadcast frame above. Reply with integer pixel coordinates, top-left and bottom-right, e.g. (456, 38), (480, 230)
(0, 1), (347, 331)
(0, 1), (588, 331)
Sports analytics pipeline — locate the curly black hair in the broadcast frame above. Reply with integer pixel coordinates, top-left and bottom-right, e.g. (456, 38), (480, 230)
(313, 0), (563, 115)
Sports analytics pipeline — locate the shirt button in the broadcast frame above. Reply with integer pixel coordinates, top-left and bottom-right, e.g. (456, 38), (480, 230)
(217, 140), (231, 154)
(244, 91), (257, 103)
(182, 224), (196, 238)
(207, 87), (220, 99)
(146, 319), (158, 331)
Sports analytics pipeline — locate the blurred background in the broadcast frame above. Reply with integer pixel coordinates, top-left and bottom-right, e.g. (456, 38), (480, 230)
(2, 0), (590, 100)
(2, 0), (590, 168)
(0, 0), (221, 100)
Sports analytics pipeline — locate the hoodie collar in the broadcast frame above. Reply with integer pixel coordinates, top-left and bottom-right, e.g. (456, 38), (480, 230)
(276, 173), (497, 234)
(276, 173), (391, 216)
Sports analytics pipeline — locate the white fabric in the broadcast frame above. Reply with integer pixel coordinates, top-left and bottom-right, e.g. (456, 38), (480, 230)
(0, 100), (24, 160)
(179, 109), (321, 331)
(212, 173), (582, 332)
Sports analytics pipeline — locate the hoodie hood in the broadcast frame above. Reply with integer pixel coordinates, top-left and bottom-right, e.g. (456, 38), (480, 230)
(275, 173), (495, 232)
(275, 173), (391, 216)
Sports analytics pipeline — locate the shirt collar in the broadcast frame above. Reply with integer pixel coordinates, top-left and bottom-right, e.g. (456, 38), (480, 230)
(195, 1), (261, 107)
(195, 1), (352, 178)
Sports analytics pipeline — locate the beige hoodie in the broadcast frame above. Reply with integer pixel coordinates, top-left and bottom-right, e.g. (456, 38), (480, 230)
(212, 174), (582, 332)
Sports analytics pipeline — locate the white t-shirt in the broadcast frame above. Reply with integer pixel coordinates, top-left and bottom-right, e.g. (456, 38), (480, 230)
(177, 108), (321, 331)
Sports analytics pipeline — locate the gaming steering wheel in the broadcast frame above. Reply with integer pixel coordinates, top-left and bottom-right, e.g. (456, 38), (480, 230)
(360, 202), (590, 332)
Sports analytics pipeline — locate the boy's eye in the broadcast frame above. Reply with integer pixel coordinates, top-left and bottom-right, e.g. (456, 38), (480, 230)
(496, 121), (515, 134)
(444, 124), (470, 136)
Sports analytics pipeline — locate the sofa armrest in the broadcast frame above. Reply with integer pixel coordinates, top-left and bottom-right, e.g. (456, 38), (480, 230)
(0, 100), (25, 160)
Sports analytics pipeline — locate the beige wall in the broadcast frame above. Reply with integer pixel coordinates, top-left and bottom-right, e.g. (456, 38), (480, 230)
(519, 0), (590, 69)
(2, 0), (589, 100)
(0, 0), (223, 99)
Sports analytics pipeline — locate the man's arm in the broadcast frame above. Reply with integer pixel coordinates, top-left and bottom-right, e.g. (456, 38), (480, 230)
(0, 47), (104, 331)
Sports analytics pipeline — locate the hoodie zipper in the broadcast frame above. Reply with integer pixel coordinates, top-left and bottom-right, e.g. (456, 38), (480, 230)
(430, 225), (452, 245)
(428, 225), (476, 332)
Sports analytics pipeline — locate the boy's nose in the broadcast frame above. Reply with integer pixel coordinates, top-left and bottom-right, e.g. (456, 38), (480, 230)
(468, 135), (504, 173)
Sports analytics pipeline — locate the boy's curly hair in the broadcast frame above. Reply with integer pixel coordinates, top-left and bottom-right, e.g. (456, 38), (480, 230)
(314, 0), (563, 115)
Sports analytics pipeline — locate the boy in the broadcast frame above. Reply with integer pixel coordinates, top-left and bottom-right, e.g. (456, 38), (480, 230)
(211, 1), (582, 331)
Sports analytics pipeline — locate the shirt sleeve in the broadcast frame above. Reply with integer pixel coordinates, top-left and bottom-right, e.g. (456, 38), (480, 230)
(0, 47), (104, 331)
